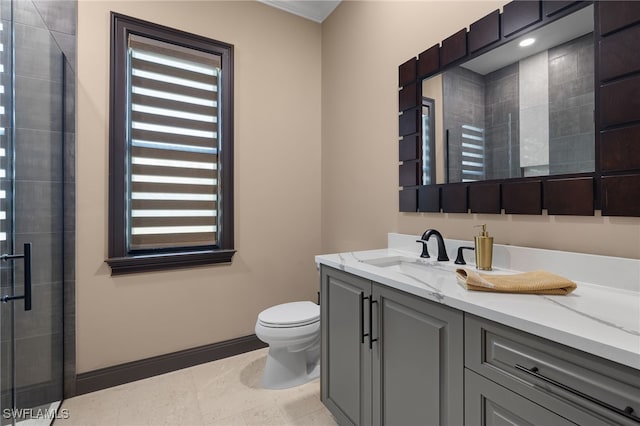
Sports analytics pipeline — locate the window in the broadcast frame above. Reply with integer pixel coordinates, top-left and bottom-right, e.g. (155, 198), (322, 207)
(421, 97), (435, 185)
(107, 13), (234, 274)
(460, 124), (485, 182)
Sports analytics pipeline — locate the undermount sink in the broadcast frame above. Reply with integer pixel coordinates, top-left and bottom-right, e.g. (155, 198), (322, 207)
(361, 255), (457, 274)
(361, 256), (418, 268)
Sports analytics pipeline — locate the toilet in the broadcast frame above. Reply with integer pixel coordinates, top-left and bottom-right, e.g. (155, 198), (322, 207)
(255, 301), (320, 389)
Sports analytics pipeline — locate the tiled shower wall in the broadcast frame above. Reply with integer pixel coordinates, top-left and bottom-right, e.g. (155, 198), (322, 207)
(0, 0), (75, 409)
(484, 63), (520, 180)
(442, 67), (485, 183)
(441, 33), (593, 183)
(548, 33), (594, 175)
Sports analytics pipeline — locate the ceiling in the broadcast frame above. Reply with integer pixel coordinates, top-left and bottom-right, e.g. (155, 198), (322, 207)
(462, 4), (593, 75)
(257, 0), (341, 23)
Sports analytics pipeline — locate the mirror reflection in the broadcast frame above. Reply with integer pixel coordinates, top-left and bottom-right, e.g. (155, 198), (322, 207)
(422, 5), (594, 184)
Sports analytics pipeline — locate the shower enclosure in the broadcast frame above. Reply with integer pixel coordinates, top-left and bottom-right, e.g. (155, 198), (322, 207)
(0, 0), (76, 424)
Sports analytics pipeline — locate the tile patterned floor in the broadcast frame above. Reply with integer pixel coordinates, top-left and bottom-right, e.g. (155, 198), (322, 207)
(56, 348), (338, 426)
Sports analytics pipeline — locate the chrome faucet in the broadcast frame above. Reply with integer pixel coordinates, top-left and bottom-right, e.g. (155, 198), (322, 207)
(418, 229), (449, 261)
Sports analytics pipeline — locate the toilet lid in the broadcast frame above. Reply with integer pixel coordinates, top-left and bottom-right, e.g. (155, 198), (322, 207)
(258, 301), (320, 328)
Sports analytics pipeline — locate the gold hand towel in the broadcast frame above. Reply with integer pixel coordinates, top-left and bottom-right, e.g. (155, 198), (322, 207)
(456, 268), (577, 295)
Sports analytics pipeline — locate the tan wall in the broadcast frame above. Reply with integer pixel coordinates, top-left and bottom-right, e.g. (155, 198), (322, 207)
(78, 0), (640, 374)
(77, 1), (322, 373)
(322, 0), (640, 260)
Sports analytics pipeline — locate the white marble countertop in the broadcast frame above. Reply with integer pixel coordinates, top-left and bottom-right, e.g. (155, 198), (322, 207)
(315, 233), (640, 370)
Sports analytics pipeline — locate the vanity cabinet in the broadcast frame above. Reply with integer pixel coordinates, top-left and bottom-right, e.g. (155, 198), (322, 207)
(320, 266), (372, 426)
(320, 266), (464, 426)
(465, 315), (640, 425)
(320, 265), (640, 425)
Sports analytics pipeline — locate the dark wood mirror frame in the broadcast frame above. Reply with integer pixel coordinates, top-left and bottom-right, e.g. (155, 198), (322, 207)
(398, 0), (640, 217)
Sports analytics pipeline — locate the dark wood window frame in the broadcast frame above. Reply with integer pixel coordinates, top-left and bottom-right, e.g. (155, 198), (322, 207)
(422, 96), (436, 185)
(106, 12), (235, 275)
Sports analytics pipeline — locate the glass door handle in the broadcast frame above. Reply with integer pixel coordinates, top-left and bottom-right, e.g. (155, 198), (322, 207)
(1, 243), (32, 311)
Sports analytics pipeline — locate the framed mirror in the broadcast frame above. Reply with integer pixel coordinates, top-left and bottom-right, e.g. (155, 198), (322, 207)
(398, 1), (640, 217)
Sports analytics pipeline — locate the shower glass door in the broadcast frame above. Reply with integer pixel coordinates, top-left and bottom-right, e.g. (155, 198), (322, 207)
(0, 0), (65, 424)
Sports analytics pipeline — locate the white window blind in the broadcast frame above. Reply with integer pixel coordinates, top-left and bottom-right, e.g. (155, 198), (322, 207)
(127, 34), (221, 250)
(461, 124), (485, 182)
(422, 106), (432, 185)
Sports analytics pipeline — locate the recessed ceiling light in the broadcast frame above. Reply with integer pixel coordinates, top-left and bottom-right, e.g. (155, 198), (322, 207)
(519, 38), (535, 47)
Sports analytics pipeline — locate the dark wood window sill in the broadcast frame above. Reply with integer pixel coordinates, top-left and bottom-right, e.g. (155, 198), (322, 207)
(105, 250), (236, 275)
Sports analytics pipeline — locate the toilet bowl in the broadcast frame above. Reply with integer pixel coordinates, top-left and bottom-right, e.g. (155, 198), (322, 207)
(255, 301), (320, 389)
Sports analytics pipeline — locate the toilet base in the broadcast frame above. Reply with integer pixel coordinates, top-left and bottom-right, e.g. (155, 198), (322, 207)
(261, 347), (319, 389)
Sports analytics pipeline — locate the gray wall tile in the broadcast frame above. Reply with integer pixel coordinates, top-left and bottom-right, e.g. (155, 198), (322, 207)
(53, 31), (76, 73)
(14, 181), (64, 234)
(15, 129), (63, 182)
(548, 34), (594, 174)
(33, 0), (76, 35)
(2, 1), (46, 29)
(64, 132), (75, 183)
(443, 67), (486, 183)
(15, 76), (63, 132)
(64, 61), (76, 132)
(15, 23), (63, 82)
(2, 281), (63, 340)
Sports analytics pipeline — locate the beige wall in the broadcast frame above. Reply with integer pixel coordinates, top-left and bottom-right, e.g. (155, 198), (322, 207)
(78, 0), (640, 374)
(77, 1), (322, 373)
(322, 1), (640, 260)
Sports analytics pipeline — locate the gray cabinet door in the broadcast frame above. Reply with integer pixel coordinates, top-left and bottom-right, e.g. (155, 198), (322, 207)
(372, 284), (464, 426)
(465, 369), (577, 426)
(321, 266), (372, 426)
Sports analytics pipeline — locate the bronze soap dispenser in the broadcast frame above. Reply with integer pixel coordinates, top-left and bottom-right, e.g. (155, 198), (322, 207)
(474, 224), (493, 271)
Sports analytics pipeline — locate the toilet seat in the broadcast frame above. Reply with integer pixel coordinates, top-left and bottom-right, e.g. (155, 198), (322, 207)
(258, 301), (319, 328)
(255, 300), (321, 389)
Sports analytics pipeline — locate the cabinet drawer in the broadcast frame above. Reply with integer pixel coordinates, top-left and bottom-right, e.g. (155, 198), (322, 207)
(465, 369), (576, 426)
(465, 314), (640, 425)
